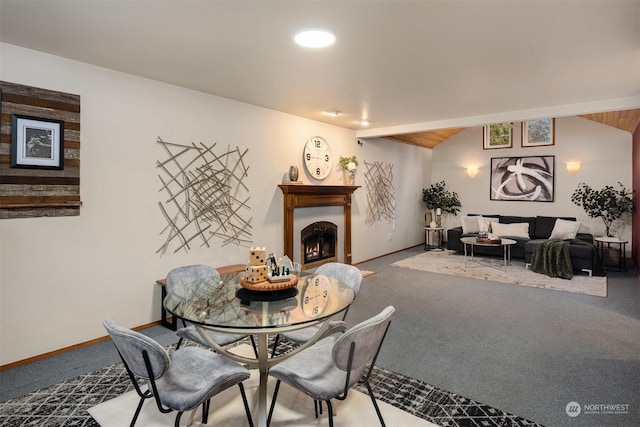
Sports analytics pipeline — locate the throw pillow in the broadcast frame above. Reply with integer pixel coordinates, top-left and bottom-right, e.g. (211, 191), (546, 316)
(549, 218), (581, 240)
(478, 217), (499, 233)
(461, 216), (481, 233)
(490, 221), (530, 238)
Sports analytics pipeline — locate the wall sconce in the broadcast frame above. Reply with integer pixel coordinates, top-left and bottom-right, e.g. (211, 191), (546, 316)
(566, 161), (581, 175)
(466, 166), (478, 178)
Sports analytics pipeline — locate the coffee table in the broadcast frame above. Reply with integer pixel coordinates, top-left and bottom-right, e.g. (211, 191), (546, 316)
(460, 237), (517, 272)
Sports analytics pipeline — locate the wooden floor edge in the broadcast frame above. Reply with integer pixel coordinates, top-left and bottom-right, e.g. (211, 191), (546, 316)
(0, 320), (164, 371)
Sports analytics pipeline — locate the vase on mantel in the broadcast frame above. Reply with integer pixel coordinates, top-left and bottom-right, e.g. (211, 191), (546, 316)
(343, 169), (355, 185)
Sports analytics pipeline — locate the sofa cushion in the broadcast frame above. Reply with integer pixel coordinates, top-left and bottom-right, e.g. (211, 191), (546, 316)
(535, 216), (576, 239)
(550, 218), (582, 240)
(461, 216), (481, 233)
(490, 221), (530, 238)
(500, 216), (536, 237)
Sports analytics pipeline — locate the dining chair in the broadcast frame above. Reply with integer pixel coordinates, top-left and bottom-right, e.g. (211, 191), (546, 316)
(270, 262), (362, 357)
(267, 305), (395, 427)
(166, 264), (257, 355)
(103, 320), (254, 427)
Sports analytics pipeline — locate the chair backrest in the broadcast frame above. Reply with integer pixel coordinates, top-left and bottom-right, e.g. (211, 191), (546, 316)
(332, 305), (395, 377)
(315, 262), (363, 296)
(165, 264), (219, 294)
(103, 319), (169, 380)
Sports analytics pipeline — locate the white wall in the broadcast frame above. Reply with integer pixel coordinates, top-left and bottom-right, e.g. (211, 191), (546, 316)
(432, 118), (633, 243)
(0, 44), (429, 365)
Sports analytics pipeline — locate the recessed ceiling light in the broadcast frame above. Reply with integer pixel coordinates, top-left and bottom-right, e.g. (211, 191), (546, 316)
(360, 119), (370, 126)
(325, 110), (341, 117)
(295, 29), (336, 48)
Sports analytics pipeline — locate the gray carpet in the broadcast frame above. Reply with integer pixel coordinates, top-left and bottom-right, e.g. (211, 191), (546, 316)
(352, 246), (639, 427)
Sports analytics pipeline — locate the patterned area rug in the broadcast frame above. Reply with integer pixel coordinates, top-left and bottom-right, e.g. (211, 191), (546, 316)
(392, 250), (607, 297)
(0, 340), (544, 427)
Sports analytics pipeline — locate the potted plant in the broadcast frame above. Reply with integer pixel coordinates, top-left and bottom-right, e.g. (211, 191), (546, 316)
(422, 181), (461, 227)
(571, 182), (634, 237)
(338, 155), (358, 185)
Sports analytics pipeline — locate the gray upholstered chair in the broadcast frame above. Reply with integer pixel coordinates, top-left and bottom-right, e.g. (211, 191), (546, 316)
(166, 264), (255, 354)
(270, 262), (362, 357)
(267, 305), (395, 427)
(103, 320), (254, 427)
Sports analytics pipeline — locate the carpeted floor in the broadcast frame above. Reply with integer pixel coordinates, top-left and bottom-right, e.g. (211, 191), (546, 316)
(0, 339), (543, 427)
(392, 249), (607, 297)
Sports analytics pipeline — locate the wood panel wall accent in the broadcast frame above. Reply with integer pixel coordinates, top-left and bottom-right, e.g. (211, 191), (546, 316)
(0, 82), (81, 219)
(278, 184), (359, 267)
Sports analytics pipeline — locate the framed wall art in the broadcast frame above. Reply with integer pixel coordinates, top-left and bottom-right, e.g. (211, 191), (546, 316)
(522, 118), (555, 147)
(490, 156), (555, 202)
(483, 123), (513, 149)
(11, 114), (64, 169)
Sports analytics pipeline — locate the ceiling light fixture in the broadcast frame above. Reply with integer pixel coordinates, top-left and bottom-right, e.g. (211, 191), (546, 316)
(325, 110), (341, 117)
(360, 119), (370, 126)
(294, 29), (336, 48)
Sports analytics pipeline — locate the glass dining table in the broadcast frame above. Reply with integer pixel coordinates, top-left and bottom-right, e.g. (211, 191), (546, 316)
(163, 272), (356, 427)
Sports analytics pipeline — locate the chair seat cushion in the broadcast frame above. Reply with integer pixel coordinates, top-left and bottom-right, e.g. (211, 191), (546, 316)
(156, 346), (250, 411)
(176, 325), (246, 347)
(269, 335), (365, 401)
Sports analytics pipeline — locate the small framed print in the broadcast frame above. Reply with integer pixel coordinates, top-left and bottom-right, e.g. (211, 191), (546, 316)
(522, 118), (555, 147)
(483, 123), (513, 149)
(11, 114), (64, 169)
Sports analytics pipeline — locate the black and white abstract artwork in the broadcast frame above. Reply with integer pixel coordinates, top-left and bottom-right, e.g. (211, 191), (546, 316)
(490, 156), (554, 202)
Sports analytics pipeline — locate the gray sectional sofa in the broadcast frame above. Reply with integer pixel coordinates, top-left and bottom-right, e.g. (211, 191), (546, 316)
(446, 214), (596, 273)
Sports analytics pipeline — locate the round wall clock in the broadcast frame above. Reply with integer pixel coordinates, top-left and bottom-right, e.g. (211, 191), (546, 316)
(303, 136), (332, 180)
(301, 274), (330, 316)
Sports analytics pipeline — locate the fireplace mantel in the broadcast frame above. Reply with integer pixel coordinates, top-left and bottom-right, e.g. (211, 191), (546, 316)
(278, 184), (359, 266)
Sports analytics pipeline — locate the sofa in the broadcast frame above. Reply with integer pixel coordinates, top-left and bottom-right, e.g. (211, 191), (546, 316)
(446, 214), (596, 274)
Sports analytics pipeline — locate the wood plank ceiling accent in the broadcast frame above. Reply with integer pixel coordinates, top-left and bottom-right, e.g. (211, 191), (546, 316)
(384, 109), (640, 150)
(384, 128), (465, 149)
(578, 109), (640, 134)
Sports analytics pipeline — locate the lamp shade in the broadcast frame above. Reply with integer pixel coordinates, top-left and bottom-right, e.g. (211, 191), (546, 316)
(566, 162), (581, 175)
(466, 166), (478, 178)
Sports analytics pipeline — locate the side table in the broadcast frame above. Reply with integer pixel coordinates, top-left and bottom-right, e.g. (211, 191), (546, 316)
(424, 227), (444, 251)
(594, 236), (628, 272)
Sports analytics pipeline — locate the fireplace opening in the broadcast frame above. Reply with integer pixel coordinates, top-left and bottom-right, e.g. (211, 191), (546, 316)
(301, 221), (338, 270)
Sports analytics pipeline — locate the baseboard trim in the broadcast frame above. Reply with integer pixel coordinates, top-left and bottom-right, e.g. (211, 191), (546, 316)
(354, 243), (423, 266)
(0, 320), (165, 371)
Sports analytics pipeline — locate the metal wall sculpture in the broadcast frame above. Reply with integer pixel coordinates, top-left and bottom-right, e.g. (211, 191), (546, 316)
(364, 160), (395, 223)
(490, 156), (555, 202)
(156, 137), (252, 255)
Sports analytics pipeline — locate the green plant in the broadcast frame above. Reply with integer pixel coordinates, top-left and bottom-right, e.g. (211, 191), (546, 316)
(421, 181), (461, 215)
(571, 182), (634, 237)
(338, 155), (358, 171)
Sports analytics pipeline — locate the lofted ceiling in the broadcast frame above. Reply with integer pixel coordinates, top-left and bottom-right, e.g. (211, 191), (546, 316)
(0, 1), (638, 143)
(384, 109), (640, 149)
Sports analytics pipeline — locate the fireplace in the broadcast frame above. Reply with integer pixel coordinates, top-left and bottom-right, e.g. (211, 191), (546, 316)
(301, 221), (337, 269)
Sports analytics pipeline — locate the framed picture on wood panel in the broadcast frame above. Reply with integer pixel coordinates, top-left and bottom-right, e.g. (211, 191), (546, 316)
(522, 118), (555, 147)
(483, 123), (513, 149)
(11, 114), (64, 169)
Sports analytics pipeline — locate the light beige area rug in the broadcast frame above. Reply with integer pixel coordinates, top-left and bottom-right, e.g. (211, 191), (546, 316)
(88, 344), (436, 427)
(392, 250), (607, 297)
(360, 269), (377, 278)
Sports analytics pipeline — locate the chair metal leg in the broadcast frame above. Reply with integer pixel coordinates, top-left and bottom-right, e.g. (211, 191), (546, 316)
(267, 380), (282, 426)
(250, 335), (259, 358)
(202, 399), (210, 424)
(175, 337), (184, 350)
(270, 334), (281, 358)
(325, 400), (334, 427)
(174, 411), (183, 427)
(365, 381), (386, 426)
(238, 383), (255, 427)
(130, 396), (146, 427)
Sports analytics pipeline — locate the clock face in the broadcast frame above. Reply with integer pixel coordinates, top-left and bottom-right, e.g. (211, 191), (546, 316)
(303, 136), (332, 180)
(301, 275), (330, 317)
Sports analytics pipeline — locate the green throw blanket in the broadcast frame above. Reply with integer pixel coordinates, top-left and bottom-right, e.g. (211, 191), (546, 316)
(530, 239), (605, 279)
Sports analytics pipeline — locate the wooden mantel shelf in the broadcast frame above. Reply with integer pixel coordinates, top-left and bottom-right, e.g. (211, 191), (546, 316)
(278, 184), (360, 266)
